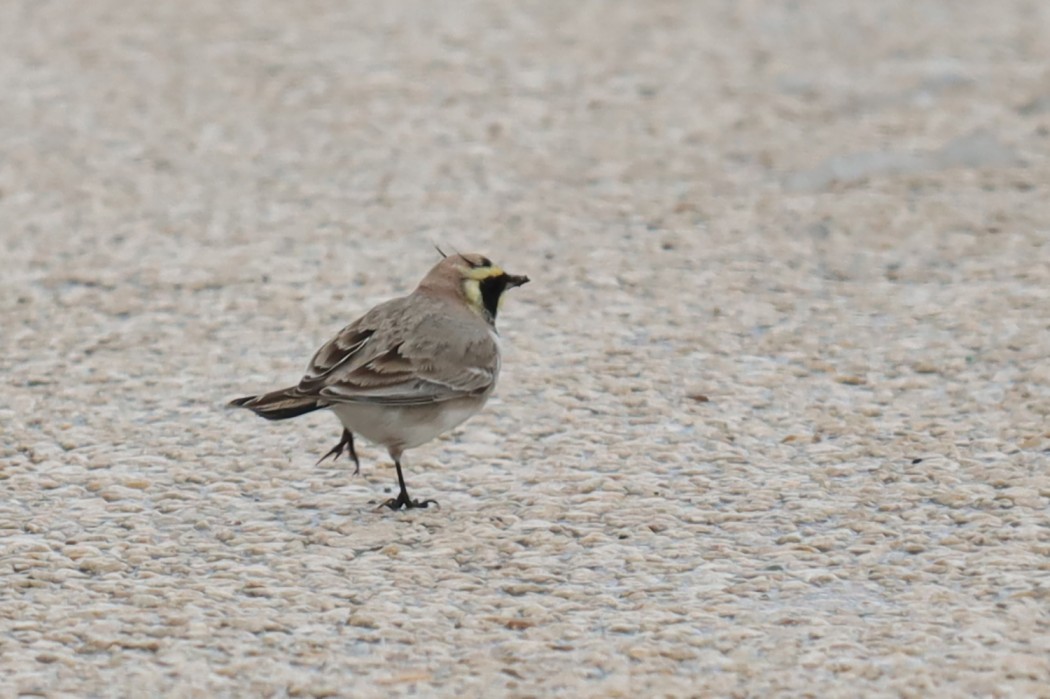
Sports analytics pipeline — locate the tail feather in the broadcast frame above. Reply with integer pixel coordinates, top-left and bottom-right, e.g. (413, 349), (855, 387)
(228, 388), (324, 421)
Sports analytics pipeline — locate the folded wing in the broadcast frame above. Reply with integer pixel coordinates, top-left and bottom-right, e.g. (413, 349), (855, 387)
(297, 298), (499, 406)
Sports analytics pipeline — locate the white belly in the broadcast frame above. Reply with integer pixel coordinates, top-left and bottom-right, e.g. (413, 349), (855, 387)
(330, 395), (489, 453)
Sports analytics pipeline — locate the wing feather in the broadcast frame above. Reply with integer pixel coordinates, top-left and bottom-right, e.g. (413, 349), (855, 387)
(297, 327), (375, 393)
(296, 296), (499, 406)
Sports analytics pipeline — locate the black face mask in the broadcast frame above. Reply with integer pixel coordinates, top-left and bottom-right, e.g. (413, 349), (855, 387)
(478, 273), (529, 320)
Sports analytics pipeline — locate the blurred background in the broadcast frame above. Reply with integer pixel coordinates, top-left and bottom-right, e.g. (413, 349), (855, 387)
(2, 1), (1048, 696)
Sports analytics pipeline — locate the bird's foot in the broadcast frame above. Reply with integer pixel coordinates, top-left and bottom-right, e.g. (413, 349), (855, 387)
(380, 492), (439, 511)
(316, 429), (361, 475)
(316, 443), (344, 465)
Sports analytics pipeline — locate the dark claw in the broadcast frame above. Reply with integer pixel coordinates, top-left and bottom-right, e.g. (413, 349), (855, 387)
(316, 428), (361, 475)
(381, 455), (436, 510)
(380, 493), (439, 511)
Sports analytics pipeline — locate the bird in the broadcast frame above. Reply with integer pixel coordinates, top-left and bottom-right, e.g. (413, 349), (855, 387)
(228, 250), (529, 510)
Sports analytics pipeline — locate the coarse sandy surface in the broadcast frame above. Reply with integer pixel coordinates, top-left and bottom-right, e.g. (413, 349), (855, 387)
(2, 1), (1049, 697)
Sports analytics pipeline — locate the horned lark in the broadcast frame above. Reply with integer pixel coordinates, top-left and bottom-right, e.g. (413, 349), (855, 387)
(228, 251), (529, 510)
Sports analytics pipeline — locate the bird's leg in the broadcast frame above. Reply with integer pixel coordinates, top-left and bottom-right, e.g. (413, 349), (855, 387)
(382, 455), (437, 510)
(316, 428), (361, 475)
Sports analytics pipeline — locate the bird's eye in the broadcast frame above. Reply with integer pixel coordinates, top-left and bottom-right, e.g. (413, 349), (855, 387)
(478, 257), (492, 268)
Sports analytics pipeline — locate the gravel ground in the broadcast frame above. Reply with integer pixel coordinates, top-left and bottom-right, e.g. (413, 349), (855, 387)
(3, 1), (1049, 697)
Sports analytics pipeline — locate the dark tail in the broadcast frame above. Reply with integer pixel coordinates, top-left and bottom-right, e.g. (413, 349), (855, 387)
(227, 387), (325, 421)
